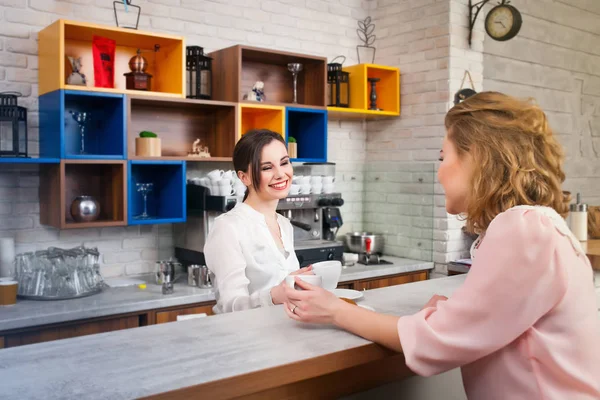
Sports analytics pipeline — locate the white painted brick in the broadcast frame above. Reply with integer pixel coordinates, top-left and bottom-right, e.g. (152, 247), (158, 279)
(83, 239), (122, 252)
(29, 0), (73, 14)
(101, 264), (125, 278)
(60, 228), (100, 241)
(0, 53), (27, 68)
(0, 217), (34, 230)
(261, 0), (289, 15)
(151, 18), (183, 32)
(0, 0), (25, 7)
(123, 237), (157, 249)
(6, 67), (37, 83)
(104, 250), (141, 264)
(101, 226), (139, 238)
(0, 22), (31, 39)
(4, 9), (52, 26)
(125, 261), (154, 275)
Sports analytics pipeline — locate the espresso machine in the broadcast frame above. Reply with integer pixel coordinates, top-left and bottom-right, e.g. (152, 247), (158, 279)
(276, 193), (345, 267)
(174, 184), (237, 266)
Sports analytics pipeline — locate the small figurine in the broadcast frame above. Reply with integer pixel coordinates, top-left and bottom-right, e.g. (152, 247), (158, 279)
(245, 81), (265, 102)
(67, 56), (87, 86)
(188, 138), (211, 158)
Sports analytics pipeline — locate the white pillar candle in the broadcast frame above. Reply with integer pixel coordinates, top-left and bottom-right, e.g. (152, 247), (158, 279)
(0, 237), (15, 278)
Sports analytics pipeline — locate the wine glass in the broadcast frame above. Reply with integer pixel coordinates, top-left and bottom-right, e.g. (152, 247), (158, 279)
(135, 183), (154, 219)
(69, 111), (92, 154)
(287, 63), (303, 104)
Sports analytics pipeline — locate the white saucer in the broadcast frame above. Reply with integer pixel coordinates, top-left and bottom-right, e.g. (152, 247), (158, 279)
(358, 304), (375, 312)
(332, 288), (364, 300)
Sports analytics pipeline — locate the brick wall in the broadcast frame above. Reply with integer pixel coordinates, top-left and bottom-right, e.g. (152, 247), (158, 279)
(482, 0), (600, 205)
(0, 0), (369, 277)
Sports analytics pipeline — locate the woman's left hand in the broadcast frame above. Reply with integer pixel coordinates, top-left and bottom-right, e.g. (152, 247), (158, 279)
(283, 277), (345, 324)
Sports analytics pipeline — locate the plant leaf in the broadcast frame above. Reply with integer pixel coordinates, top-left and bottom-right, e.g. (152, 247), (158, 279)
(358, 20), (366, 31)
(367, 35), (376, 45)
(364, 16), (371, 25)
(366, 24), (375, 36)
(357, 29), (368, 44)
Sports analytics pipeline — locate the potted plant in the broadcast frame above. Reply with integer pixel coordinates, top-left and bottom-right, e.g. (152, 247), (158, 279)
(287, 136), (297, 159)
(135, 131), (161, 157)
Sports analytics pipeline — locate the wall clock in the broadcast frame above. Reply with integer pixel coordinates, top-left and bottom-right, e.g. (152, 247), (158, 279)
(469, 0), (523, 47)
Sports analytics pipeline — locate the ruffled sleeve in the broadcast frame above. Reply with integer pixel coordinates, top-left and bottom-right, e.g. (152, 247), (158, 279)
(397, 208), (568, 376)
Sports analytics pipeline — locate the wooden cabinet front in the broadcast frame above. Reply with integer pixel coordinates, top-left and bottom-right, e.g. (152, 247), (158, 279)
(155, 304), (215, 324)
(355, 271), (428, 291)
(2, 315), (140, 348)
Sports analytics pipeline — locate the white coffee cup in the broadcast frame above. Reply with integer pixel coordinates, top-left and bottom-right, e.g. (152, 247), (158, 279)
(207, 169), (224, 181)
(311, 183), (323, 194)
(210, 185), (219, 195)
(310, 176), (322, 185)
(323, 183), (335, 194)
(289, 184), (300, 195)
(299, 176), (311, 185)
(218, 178), (232, 187)
(311, 261), (342, 291)
(300, 184), (311, 194)
(285, 274), (322, 290)
(219, 186), (234, 196)
(199, 177), (211, 187)
(323, 176), (335, 185)
(233, 184), (246, 195)
(292, 175), (303, 184)
(222, 170), (235, 180)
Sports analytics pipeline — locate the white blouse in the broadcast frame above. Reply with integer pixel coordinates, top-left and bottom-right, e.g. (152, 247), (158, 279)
(203, 203), (300, 314)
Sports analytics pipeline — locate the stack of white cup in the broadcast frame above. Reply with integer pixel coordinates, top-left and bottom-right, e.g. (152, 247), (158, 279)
(290, 175), (335, 195)
(188, 170), (247, 197)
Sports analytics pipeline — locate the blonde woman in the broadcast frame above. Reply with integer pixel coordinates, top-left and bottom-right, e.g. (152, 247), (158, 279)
(284, 92), (600, 399)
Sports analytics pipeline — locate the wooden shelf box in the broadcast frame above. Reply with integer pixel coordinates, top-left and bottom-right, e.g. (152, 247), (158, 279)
(128, 96), (237, 161)
(40, 160), (127, 229)
(327, 64), (400, 119)
(285, 107), (327, 162)
(39, 90), (126, 160)
(239, 104), (285, 139)
(128, 161), (186, 225)
(38, 19), (185, 98)
(210, 45), (327, 107)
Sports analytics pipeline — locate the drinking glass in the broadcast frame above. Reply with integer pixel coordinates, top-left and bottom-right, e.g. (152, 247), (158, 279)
(69, 111), (92, 154)
(135, 182), (154, 219)
(287, 63), (303, 104)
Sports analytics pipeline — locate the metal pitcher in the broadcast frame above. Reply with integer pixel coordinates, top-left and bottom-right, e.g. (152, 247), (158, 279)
(197, 265), (213, 289)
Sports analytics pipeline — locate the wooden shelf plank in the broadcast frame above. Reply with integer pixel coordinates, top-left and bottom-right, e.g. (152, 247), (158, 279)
(0, 157), (60, 164)
(130, 156), (232, 162)
(63, 220), (127, 229)
(327, 107), (399, 120)
(240, 100), (325, 110)
(64, 85), (183, 98)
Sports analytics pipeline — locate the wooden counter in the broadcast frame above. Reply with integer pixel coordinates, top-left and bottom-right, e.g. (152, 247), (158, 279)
(584, 239), (600, 270)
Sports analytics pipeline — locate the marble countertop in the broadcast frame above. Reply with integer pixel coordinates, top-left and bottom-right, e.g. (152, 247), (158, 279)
(0, 275), (215, 332)
(339, 256), (433, 282)
(0, 275), (468, 400)
(0, 257), (431, 332)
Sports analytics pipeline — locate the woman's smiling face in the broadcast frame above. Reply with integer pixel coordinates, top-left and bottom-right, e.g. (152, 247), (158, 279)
(246, 139), (293, 201)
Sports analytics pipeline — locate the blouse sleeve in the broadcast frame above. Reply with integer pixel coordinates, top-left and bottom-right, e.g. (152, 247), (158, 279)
(397, 209), (568, 376)
(204, 217), (273, 313)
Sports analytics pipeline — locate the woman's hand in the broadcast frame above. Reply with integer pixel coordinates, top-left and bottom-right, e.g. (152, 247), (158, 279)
(283, 278), (346, 325)
(421, 294), (448, 310)
(270, 266), (313, 305)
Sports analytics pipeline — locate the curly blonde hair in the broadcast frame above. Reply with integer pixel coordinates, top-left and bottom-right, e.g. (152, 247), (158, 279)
(445, 91), (570, 234)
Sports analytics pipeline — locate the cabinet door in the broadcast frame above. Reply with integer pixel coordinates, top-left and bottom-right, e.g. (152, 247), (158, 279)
(155, 304), (215, 324)
(3, 315), (140, 348)
(0, 336), (4, 349)
(336, 282), (355, 290)
(355, 272), (428, 291)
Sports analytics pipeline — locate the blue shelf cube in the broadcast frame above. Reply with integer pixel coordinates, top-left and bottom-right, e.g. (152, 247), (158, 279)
(128, 160), (186, 225)
(285, 107), (327, 162)
(39, 90), (126, 160)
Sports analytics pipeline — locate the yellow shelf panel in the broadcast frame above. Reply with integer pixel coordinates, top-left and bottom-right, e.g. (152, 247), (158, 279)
(63, 85), (183, 98)
(238, 104), (285, 140)
(340, 63), (400, 116)
(39, 19), (185, 97)
(327, 107), (399, 120)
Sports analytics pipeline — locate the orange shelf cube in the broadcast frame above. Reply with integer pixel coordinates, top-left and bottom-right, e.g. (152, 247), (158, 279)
(328, 64), (400, 119)
(239, 104), (285, 140)
(38, 19), (185, 98)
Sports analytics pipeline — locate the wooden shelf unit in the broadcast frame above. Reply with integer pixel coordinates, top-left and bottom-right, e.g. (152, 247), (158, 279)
(40, 160), (127, 229)
(239, 103), (285, 139)
(327, 64), (400, 119)
(210, 45), (327, 107)
(127, 96), (238, 160)
(38, 19), (185, 98)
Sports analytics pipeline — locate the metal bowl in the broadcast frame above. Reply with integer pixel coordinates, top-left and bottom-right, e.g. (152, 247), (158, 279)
(345, 232), (384, 254)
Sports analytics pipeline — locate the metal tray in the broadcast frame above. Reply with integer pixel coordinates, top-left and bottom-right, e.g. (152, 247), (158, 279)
(17, 287), (103, 301)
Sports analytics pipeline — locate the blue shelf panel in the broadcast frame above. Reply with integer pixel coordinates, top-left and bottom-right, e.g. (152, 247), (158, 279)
(127, 161), (186, 225)
(285, 107), (327, 163)
(0, 157), (60, 164)
(39, 89), (127, 160)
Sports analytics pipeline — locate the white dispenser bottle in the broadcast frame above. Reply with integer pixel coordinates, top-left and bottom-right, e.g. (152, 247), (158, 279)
(569, 193), (588, 241)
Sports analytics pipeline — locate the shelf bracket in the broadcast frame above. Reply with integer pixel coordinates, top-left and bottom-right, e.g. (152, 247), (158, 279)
(468, 0), (497, 47)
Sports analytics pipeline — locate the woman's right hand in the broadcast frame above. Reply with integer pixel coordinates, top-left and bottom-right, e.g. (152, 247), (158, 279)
(270, 266), (313, 305)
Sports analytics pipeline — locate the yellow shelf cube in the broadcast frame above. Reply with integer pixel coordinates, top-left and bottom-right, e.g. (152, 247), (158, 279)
(328, 64), (400, 119)
(239, 104), (285, 140)
(38, 19), (185, 97)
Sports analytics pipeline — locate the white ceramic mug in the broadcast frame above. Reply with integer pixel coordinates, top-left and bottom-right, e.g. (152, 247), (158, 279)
(199, 177), (211, 187)
(310, 176), (323, 185)
(292, 175), (303, 184)
(219, 186), (234, 196)
(299, 176), (311, 185)
(207, 169), (224, 181)
(311, 183), (323, 194)
(300, 184), (311, 194)
(323, 183), (335, 194)
(218, 178), (232, 187)
(222, 170), (235, 180)
(289, 184), (300, 195)
(311, 261), (342, 291)
(210, 185), (219, 195)
(285, 274), (322, 290)
(323, 176), (335, 184)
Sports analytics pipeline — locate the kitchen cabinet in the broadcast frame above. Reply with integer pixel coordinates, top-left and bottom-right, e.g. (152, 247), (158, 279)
(2, 314), (140, 348)
(155, 304), (215, 324)
(338, 270), (428, 290)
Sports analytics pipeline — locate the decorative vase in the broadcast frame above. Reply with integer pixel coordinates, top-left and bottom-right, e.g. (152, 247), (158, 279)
(288, 142), (297, 159)
(70, 196), (100, 222)
(135, 137), (162, 157)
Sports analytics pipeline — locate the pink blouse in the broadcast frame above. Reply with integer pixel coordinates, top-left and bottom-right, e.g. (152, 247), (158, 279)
(398, 207), (600, 399)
